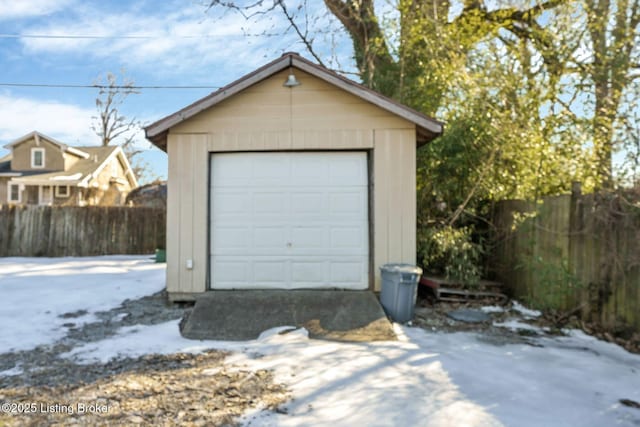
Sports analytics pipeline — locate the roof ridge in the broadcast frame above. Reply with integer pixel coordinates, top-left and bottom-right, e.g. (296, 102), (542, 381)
(144, 52), (443, 151)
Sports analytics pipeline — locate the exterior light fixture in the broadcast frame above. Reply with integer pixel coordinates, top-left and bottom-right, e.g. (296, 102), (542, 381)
(283, 73), (301, 87)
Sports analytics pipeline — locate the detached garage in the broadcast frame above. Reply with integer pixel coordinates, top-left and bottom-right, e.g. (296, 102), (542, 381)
(146, 52), (442, 301)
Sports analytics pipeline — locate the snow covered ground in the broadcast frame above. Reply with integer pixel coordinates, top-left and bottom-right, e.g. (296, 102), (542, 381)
(1, 256), (639, 426)
(0, 256), (165, 352)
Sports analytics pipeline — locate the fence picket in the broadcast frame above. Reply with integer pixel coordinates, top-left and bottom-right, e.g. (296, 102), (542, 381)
(0, 205), (165, 257)
(492, 191), (640, 333)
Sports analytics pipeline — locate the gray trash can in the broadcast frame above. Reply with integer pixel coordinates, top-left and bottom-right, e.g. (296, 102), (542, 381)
(379, 263), (423, 323)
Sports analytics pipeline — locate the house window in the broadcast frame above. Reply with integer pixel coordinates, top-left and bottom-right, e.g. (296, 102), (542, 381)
(8, 183), (21, 203)
(55, 185), (70, 197)
(111, 159), (119, 177)
(31, 148), (45, 168)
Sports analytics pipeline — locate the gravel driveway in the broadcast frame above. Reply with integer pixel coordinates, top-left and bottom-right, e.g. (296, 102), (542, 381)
(0, 292), (288, 426)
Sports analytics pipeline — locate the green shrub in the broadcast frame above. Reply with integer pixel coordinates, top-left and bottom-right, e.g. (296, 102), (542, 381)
(417, 225), (483, 286)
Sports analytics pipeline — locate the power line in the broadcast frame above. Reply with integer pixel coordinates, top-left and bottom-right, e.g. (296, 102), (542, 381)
(0, 83), (220, 90)
(0, 33), (247, 40)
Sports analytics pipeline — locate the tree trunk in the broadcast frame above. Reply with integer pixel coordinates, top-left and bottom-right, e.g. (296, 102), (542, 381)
(323, 0), (397, 94)
(586, 0), (639, 187)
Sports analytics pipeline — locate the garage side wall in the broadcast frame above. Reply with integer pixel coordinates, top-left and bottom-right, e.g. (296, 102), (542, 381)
(373, 129), (417, 290)
(166, 133), (209, 298)
(166, 69), (418, 297)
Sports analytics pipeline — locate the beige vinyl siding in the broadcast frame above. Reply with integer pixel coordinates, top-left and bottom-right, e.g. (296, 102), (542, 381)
(166, 134), (209, 295)
(172, 70), (412, 135)
(206, 130), (374, 152)
(111, 156), (126, 180)
(166, 69), (418, 295)
(92, 154), (133, 191)
(373, 129), (417, 290)
(83, 152), (134, 206)
(11, 137), (65, 171)
(64, 152), (81, 170)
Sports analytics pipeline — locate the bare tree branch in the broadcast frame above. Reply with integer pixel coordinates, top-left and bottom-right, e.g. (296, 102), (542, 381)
(91, 72), (140, 147)
(448, 147), (499, 227)
(91, 71), (150, 182)
(276, 1), (326, 66)
(206, 0), (276, 20)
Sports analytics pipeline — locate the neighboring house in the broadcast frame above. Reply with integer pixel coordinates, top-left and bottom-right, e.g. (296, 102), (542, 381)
(0, 131), (138, 206)
(145, 52), (443, 301)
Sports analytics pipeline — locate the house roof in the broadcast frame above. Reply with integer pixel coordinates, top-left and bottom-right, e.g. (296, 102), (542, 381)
(4, 131), (90, 159)
(7, 146), (137, 187)
(145, 52), (444, 151)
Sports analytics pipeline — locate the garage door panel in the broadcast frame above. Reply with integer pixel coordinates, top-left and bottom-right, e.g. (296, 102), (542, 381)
(291, 158), (330, 186)
(253, 226), (288, 250)
(253, 260), (288, 283)
(211, 156), (253, 187)
(212, 256), (367, 289)
(291, 261), (326, 284)
(211, 152), (368, 290)
(212, 260), (250, 284)
(212, 227), (250, 251)
(330, 260), (367, 284)
(252, 156), (290, 186)
(328, 157), (367, 185)
(330, 227), (366, 248)
(253, 192), (288, 214)
(329, 192), (366, 216)
(290, 192), (325, 214)
(291, 226), (325, 249)
(212, 191), (251, 215)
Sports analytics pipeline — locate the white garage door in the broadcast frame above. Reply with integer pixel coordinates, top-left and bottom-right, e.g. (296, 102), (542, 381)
(210, 152), (368, 290)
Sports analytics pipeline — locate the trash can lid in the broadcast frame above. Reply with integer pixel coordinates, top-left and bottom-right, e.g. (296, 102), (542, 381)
(380, 263), (423, 275)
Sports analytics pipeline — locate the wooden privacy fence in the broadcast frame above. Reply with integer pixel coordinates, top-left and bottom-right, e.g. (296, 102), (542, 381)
(491, 185), (640, 333)
(0, 205), (166, 257)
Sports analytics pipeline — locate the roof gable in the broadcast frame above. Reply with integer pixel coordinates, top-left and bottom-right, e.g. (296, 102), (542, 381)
(4, 131), (90, 159)
(7, 145), (138, 188)
(77, 145), (138, 188)
(145, 52), (443, 151)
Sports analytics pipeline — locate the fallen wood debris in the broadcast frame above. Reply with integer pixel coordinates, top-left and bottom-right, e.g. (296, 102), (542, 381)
(419, 276), (508, 304)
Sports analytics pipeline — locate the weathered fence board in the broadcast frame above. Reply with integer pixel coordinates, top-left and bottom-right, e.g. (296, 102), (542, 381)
(492, 187), (640, 333)
(0, 205), (165, 257)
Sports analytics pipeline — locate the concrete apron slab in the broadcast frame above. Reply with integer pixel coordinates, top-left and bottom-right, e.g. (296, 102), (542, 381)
(180, 290), (397, 342)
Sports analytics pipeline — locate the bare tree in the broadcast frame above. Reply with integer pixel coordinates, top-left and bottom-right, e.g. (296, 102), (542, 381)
(91, 71), (153, 183)
(92, 71), (139, 147)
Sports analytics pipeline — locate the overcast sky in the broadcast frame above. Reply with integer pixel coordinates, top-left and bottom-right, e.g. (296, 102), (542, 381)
(0, 0), (355, 183)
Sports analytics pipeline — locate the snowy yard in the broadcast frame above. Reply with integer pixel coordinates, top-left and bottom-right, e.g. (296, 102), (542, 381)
(1, 256), (639, 426)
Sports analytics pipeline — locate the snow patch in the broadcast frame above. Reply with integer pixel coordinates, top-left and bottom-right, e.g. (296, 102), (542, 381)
(61, 320), (242, 364)
(61, 318), (640, 427)
(0, 255), (164, 352)
(0, 365), (23, 377)
(51, 173), (82, 180)
(257, 326), (299, 340)
(494, 319), (548, 333)
(481, 305), (505, 313)
(511, 301), (542, 318)
(112, 312), (128, 322)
